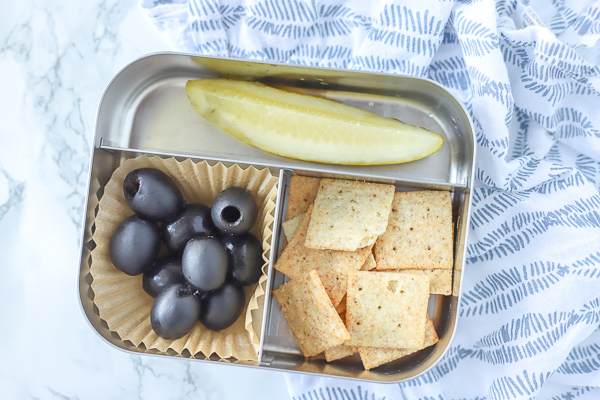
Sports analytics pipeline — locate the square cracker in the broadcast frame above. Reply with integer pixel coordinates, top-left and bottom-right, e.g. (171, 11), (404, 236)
(374, 191), (453, 270)
(274, 205), (372, 306)
(402, 269), (452, 295)
(287, 176), (321, 219)
(358, 316), (438, 370)
(347, 271), (430, 349)
(273, 270), (350, 357)
(305, 179), (395, 251)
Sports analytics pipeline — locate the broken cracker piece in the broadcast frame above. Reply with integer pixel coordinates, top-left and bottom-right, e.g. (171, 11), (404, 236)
(361, 253), (377, 271)
(374, 191), (453, 270)
(305, 179), (395, 251)
(324, 312), (356, 362)
(335, 295), (347, 315)
(325, 343), (356, 362)
(282, 213), (304, 242)
(273, 270), (350, 357)
(274, 205), (372, 307)
(347, 271), (430, 349)
(287, 176), (321, 219)
(358, 316), (439, 370)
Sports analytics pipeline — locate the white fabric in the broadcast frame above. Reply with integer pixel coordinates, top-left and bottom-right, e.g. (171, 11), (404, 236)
(140, 0), (600, 398)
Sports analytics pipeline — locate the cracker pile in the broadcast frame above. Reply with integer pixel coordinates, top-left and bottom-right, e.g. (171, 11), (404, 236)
(272, 176), (453, 370)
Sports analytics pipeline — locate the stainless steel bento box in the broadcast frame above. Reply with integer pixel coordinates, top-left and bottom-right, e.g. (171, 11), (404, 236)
(77, 53), (475, 382)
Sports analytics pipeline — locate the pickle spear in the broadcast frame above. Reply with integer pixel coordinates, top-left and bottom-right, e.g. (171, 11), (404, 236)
(185, 79), (443, 165)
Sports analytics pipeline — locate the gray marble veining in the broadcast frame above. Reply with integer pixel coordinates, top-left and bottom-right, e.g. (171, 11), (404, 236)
(0, 0), (288, 398)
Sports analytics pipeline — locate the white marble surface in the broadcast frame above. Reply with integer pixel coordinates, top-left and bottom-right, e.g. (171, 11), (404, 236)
(0, 1), (289, 398)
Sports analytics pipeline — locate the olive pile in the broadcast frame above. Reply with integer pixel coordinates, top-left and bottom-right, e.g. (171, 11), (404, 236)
(109, 168), (263, 339)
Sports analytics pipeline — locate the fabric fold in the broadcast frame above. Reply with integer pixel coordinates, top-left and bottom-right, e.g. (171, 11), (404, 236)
(141, 0), (600, 398)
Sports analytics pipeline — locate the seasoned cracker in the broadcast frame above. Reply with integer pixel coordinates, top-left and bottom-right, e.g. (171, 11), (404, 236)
(361, 253), (377, 271)
(374, 191), (453, 270)
(282, 213), (304, 242)
(403, 269), (452, 295)
(305, 179), (395, 251)
(273, 270), (350, 357)
(324, 312), (356, 362)
(358, 316), (438, 370)
(274, 205), (372, 306)
(325, 343), (356, 362)
(287, 176), (320, 219)
(336, 253), (376, 314)
(347, 271), (429, 349)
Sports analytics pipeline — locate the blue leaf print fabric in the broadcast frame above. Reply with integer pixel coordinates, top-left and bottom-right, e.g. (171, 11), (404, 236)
(140, 0), (600, 398)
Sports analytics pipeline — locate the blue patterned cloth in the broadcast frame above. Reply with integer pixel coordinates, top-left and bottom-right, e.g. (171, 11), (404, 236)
(141, 0), (600, 398)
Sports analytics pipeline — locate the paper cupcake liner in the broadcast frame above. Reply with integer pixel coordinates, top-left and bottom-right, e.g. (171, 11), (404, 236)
(89, 156), (278, 361)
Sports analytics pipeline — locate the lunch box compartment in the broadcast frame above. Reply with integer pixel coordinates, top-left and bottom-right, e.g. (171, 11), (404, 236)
(78, 53), (475, 382)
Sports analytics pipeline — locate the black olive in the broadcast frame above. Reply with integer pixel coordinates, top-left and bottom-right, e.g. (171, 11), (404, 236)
(200, 282), (246, 331)
(110, 215), (161, 276)
(182, 236), (228, 291)
(162, 204), (216, 254)
(142, 256), (186, 298)
(222, 233), (264, 286)
(150, 283), (201, 340)
(123, 168), (184, 221)
(211, 187), (258, 235)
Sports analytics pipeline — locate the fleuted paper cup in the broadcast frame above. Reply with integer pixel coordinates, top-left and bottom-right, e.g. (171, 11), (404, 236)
(89, 156), (278, 361)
